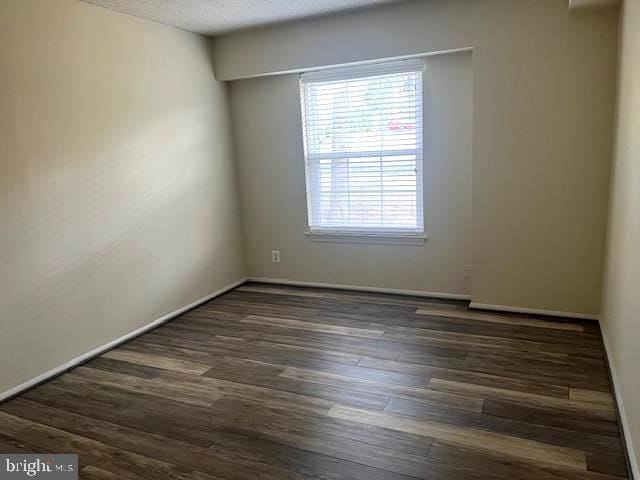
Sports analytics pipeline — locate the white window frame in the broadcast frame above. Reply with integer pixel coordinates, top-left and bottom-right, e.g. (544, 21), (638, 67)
(299, 59), (426, 245)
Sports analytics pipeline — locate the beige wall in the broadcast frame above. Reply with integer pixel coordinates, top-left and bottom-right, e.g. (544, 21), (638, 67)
(230, 52), (473, 295)
(215, 0), (619, 315)
(601, 0), (640, 475)
(0, 0), (246, 395)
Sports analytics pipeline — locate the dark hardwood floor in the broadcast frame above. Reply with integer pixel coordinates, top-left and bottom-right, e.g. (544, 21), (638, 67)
(0, 282), (630, 480)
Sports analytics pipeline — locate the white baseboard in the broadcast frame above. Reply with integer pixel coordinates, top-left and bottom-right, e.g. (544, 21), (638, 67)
(0, 277), (247, 404)
(600, 324), (639, 480)
(469, 301), (599, 321)
(246, 277), (471, 300)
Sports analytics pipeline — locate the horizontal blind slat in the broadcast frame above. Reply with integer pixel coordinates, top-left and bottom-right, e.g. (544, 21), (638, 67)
(301, 60), (424, 234)
(301, 59), (424, 83)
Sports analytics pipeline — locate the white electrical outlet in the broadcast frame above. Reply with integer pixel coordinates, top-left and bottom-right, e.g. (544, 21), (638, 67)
(271, 250), (281, 263)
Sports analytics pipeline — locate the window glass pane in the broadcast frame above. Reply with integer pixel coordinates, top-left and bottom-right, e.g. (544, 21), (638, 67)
(301, 60), (423, 234)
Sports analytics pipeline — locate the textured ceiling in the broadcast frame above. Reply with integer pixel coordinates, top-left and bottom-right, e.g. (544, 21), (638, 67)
(80, 0), (405, 36)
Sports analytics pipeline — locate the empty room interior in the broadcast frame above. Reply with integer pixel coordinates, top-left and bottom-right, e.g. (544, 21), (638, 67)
(1, 0), (639, 478)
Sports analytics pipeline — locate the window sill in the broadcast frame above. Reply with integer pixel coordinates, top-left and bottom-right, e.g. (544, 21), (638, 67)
(305, 231), (428, 246)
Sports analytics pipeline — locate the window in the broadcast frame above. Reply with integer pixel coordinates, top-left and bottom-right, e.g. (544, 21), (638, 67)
(300, 59), (424, 240)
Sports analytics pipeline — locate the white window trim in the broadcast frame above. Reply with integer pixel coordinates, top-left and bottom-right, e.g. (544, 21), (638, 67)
(300, 59), (425, 241)
(305, 231), (428, 246)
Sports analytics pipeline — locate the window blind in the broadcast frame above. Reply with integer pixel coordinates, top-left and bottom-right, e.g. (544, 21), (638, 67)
(300, 59), (424, 236)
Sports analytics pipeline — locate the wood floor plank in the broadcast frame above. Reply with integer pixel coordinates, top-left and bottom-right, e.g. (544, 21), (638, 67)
(570, 388), (615, 407)
(239, 282), (462, 311)
(280, 367), (484, 412)
(225, 290), (420, 319)
(319, 291), (461, 311)
(327, 405), (587, 470)
(463, 354), (612, 392)
(102, 349), (211, 375)
(192, 307), (376, 331)
(10, 387), (431, 468)
(206, 397), (437, 458)
(241, 315), (385, 338)
(7, 396), (423, 480)
(357, 357), (571, 399)
(281, 360), (435, 388)
(385, 397), (624, 455)
(67, 367), (221, 407)
(482, 399), (621, 438)
(428, 442), (626, 480)
(147, 322), (401, 360)
(0, 412), (225, 480)
(384, 325), (604, 359)
(81, 466), (132, 480)
(3, 410), (317, 480)
(66, 362), (333, 416)
(415, 309), (585, 332)
(201, 358), (390, 411)
(586, 451), (630, 477)
(201, 302), (320, 320)
(132, 329), (363, 367)
(211, 335), (363, 365)
(394, 351), (468, 370)
(237, 284), (327, 298)
(0, 432), (42, 454)
(206, 400), (437, 479)
(0, 283), (629, 480)
(85, 356), (165, 379)
(380, 326), (573, 361)
(378, 313), (600, 349)
(429, 378), (616, 421)
(0, 407), (32, 435)
(203, 398), (514, 480)
(374, 318), (601, 356)
(158, 369), (336, 415)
